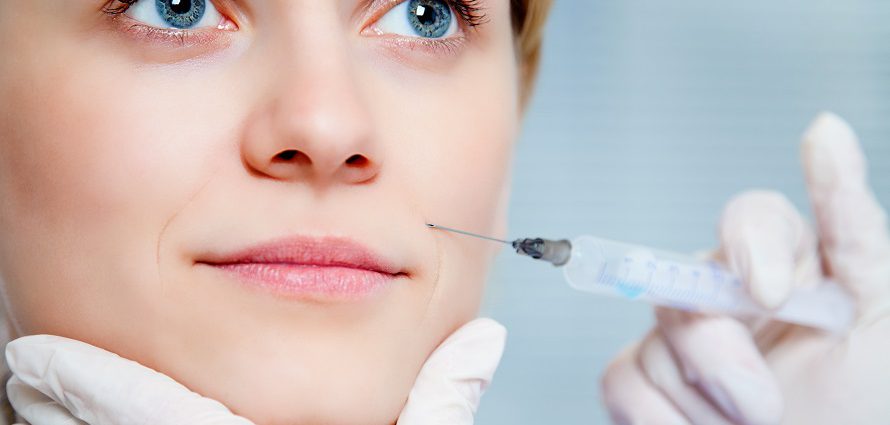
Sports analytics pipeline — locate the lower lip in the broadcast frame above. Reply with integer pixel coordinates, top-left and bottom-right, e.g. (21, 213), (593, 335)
(206, 263), (396, 300)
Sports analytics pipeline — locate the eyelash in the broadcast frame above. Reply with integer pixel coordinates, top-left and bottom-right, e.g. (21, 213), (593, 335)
(102, 0), (489, 27)
(447, 0), (489, 28)
(101, 0), (487, 59)
(102, 0), (138, 15)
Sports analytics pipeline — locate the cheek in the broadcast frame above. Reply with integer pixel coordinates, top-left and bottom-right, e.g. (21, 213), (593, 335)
(369, 47), (519, 331)
(374, 64), (518, 241)
(0, 41), (236, 335)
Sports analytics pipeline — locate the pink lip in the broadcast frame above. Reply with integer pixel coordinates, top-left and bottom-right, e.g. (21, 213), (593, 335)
(196, 235), (404, 300)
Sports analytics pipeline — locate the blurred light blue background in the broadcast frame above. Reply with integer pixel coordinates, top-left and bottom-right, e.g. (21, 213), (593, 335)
(477, 1), (890, 423)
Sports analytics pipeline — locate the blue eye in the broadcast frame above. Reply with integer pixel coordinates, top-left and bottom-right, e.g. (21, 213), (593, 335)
(126, 0), (223, 30)
(374, 0), (458, 39)
(156, 0), (205, 29)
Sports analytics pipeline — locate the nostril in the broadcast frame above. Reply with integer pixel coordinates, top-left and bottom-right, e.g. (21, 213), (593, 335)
(274, 149), (310, 164)
(345, 154), (369, 167)
(276, 150), (297, 160)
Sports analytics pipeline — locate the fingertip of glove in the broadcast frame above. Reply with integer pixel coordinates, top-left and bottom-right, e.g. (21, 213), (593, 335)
(7, 334), (79, 353)
(5, 335), (55, 372)
(399, 318), (509, 423)
(445, 318), (507, 354)
(6, 335), (64, 389)
(464, 318), (507, 342)
(803, 112), (855, 145)
(734, 229), (795, 310)
(424, 318), (508, 385)
(801, 112), (866, 187)
(709, 366), (784, 425)
(748, 262), (794, 310)
(6, 335), (113, 383)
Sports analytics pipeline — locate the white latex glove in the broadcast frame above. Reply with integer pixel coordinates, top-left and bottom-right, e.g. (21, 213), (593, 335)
(4, 318), (506, 425)
(601, 112), (890, 425)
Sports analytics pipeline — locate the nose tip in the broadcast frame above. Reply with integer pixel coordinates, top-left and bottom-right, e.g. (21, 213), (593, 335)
(240, 86), (382, 186)
(263, 148), (381, 184)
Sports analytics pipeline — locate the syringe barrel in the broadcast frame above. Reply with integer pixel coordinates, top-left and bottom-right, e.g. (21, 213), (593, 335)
(561, 235), (855, 333)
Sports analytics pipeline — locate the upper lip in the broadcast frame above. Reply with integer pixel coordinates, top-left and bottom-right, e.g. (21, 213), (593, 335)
(196, 235), (403, 275)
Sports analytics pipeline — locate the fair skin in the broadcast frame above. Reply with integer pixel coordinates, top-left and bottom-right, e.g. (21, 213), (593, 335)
(0, 1), (519, 424)
(9, 3), (885, 425)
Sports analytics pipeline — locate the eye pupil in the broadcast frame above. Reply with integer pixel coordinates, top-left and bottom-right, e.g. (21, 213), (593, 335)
(407, 0), (452, 38)
(414, 5), (434, 25)
(156, 0), (206, 29)
(169, 0), (192, 15)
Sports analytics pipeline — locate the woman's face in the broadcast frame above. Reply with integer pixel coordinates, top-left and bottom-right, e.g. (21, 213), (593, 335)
(0, 1), (519, 423)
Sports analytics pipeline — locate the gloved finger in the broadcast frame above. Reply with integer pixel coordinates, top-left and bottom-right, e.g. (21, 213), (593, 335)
(800, 112), (890, 320)
(7, 375), (87, 425)
(655, 307), (783, 425)
(716, 190), (820, 310)
(6, 335), (255, 425)
(636, 330), (734, 425)
(601, 340), (690, 425)
(397, 317), (506, 425)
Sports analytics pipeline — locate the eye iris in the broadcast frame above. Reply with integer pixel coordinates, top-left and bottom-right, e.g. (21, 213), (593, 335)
(407, 0), (452, 38)
(155, 0), (206, 29)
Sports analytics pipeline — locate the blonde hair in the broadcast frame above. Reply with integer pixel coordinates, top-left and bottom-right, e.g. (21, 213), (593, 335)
(512, 0), (553, 106)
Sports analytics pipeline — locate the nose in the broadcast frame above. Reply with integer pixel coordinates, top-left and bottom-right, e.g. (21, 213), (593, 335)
(241, 51), (380, 186)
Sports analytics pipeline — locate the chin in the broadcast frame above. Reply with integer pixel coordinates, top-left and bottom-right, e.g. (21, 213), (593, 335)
(122, 316), (443, 425)
(222, 384), (405, 425)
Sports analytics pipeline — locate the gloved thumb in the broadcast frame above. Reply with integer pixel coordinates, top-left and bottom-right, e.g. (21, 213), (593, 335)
(396, 318), (506, 425)
(717, 190), (819, 310)
(6, 335), (254, 425)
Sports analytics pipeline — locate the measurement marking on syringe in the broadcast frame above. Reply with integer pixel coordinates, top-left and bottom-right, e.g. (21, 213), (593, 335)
(428, 226), (854, 332)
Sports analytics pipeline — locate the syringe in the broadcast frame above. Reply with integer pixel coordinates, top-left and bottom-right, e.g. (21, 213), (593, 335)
(426, 224), (855, 333)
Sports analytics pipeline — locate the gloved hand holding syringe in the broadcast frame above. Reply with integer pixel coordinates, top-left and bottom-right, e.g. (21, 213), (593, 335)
(426, 223), (855, 333)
